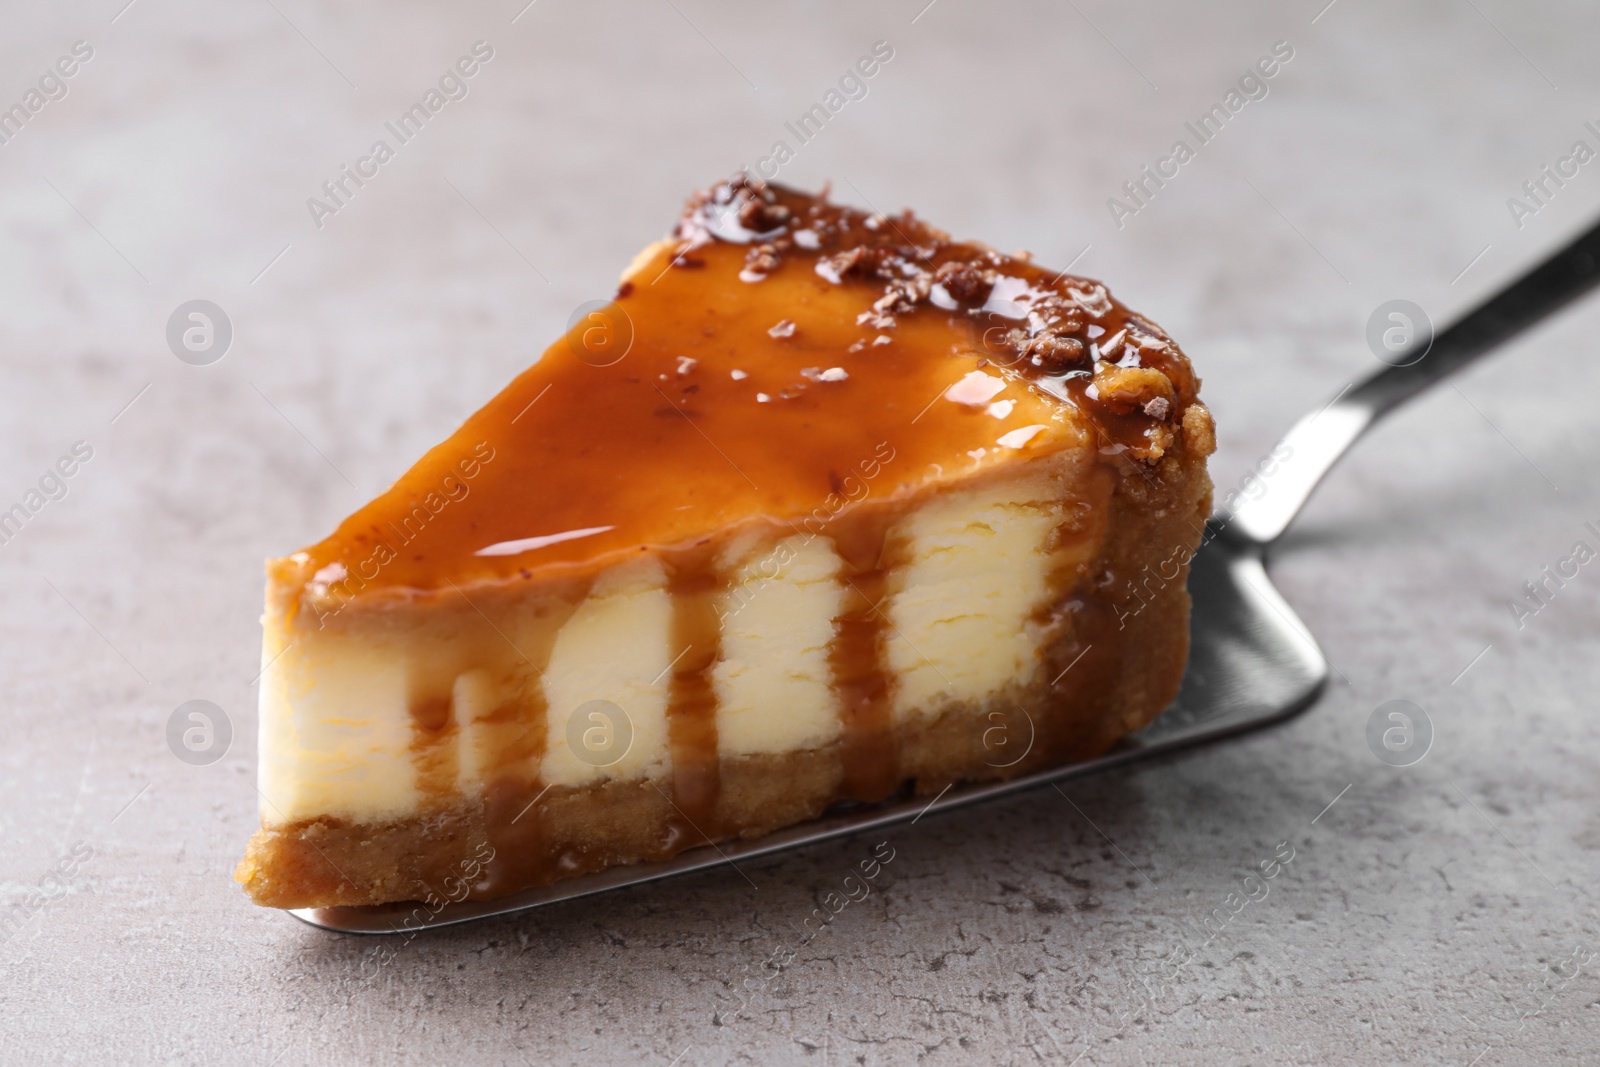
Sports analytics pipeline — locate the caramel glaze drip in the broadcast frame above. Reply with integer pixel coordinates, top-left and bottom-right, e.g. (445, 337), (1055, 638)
(407, 689), (460, 804)
(473, 583), (587, 896)
(827, 511), (904, 803)
(291, 176), (1209, 890)
(663, 544), (725, 840)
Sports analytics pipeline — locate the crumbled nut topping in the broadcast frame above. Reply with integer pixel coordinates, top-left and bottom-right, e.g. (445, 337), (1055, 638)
(743, 243), (780, 280)
(1092, 362), (1176, 412)
(1021, 332), (1086, 373)
(825, 246), (871, 279)
(671, 177), (1203, 464)
(739, 195), (790, 231)
(933, 260), (994, 304)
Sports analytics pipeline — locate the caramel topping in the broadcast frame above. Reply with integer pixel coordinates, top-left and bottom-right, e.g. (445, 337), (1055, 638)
(662, 545), (725, 834)
(831, 565), (899, 803)
(293, 178), (1201, 601)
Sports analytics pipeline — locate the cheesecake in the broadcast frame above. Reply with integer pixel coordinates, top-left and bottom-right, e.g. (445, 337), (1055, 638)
(236, 177), (1215, 909)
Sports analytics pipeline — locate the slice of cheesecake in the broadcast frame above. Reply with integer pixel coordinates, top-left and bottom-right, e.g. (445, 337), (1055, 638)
(236, 178), (1214, 909)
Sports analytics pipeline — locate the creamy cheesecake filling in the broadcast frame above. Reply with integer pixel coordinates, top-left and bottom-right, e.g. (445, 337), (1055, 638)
(540, 558), (674, 790)
(714, 533), (844, 758)
(886, 460), (1109, 722)
(256, 461), (1090, 827)
(258, 628), (418, 822)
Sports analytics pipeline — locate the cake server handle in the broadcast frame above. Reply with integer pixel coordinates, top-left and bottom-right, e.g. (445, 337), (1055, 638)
(1221, 214), (1600, 547)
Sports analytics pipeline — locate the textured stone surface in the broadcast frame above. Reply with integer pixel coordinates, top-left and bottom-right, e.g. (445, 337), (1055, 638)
(2, 1), (1598, 1063)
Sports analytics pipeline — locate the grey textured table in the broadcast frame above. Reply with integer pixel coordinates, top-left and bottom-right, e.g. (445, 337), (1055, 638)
(3, 1), (1598, 1063)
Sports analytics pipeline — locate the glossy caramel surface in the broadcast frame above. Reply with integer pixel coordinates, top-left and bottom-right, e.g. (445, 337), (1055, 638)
(292, 180), (1197, 600)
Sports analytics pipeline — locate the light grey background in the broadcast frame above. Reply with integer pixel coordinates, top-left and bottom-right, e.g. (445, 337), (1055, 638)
(2, 0), (1598, 1063)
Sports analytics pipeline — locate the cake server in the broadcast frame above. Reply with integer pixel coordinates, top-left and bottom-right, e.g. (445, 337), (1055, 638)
(292, 215), (1600, 935)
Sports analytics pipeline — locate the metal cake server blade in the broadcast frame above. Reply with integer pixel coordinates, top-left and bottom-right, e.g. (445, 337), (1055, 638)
(291, 215), (1600, 935)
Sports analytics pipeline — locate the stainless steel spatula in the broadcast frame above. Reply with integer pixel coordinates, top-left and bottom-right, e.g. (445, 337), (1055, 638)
(292, 217), (1600, 935)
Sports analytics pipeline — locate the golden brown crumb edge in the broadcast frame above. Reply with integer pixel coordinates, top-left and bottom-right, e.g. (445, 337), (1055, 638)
(236, 429), (1212, 910)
